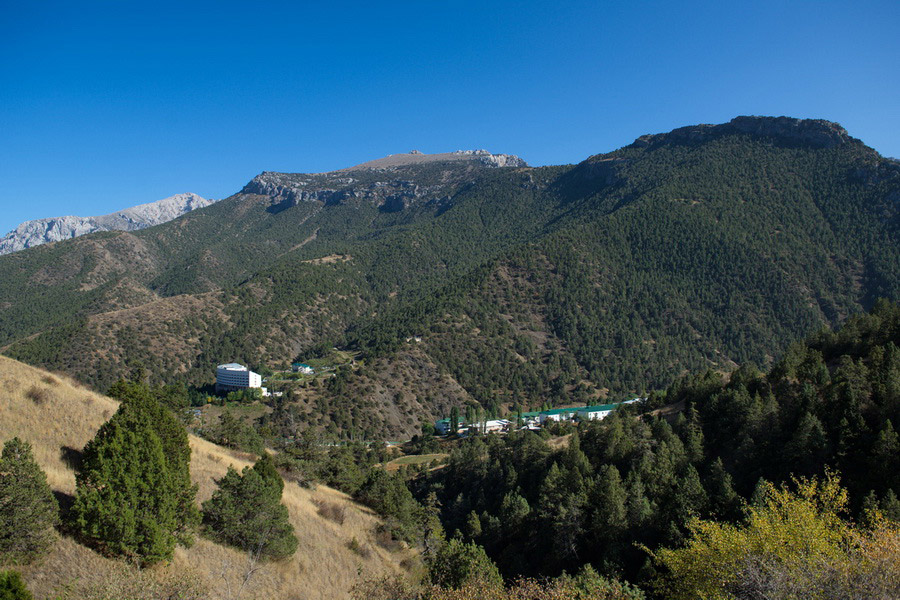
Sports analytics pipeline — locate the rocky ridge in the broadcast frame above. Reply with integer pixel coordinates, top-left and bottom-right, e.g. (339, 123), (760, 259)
(242, 149), (526, 212)
(343, 149), (528, 170)
(0, 193), (215, 255)
(626, 116), (862, 150)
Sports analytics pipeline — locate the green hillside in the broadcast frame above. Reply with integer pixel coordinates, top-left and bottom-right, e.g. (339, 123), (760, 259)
(1, 116), (898, 439)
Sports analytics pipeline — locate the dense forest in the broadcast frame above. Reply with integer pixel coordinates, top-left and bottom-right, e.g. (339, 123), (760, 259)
(392, 300), (900, 589)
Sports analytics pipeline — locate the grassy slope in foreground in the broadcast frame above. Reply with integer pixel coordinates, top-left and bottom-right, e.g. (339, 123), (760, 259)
(0, 355), (413, 600)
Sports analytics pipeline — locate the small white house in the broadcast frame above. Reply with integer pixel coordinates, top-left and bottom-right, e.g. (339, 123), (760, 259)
(466, 419), (510, 435)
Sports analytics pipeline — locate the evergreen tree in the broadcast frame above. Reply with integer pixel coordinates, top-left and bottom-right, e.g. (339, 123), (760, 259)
(0, 438), (58, 565)
(201, 455), (297, 560)
(465, 511), (482, 540)
(0, 571), (32, 600)
(449, 406), (460, 436)
(106, 380), (199, 541)
(870, 420), (900, 491)
(428, 538), (502, 590)
(72, 387), (197, 565)
(589, 465), (627, 547)
(705, 459), (739, 520)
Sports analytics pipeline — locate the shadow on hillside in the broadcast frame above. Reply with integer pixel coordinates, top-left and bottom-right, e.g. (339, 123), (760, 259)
(53, 490), (75, 524)
(60, 445), (83, 471)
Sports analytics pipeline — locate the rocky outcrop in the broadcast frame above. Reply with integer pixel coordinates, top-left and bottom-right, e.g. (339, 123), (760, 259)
(342, 149), (528, 170)
(0, 193), (214, 255)
(241, 150), (527, 213)
(627, 116), (862, 150)
(243, 170), (457, 213)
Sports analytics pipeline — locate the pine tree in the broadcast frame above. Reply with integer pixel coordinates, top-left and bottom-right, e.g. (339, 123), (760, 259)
(0, 571), (33, 600)
(201, 455), (297, 561)
(589, 465), (627, 545)
(0, 438), (58, 565)
(72, 387), (197, 565)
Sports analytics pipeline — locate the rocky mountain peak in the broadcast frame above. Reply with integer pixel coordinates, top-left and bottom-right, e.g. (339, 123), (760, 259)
(0, 192), (214, 255)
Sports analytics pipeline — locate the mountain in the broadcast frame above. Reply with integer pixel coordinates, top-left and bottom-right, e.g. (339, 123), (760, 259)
(0, 354), (412, 599)
(0, 119), (897, 439)
(0, 192), (215, 255)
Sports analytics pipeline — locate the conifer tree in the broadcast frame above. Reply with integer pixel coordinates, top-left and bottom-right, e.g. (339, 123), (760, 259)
(590, 464), (627, 545)
(0, 438), (58, 565)
(72, 384), (197, 565)
(0, 571), (33, 600)
(428, 538), (502, 590)
(201, 454), (297, 561)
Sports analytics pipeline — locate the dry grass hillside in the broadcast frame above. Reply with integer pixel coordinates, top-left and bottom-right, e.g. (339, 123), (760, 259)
(0, 355), (415, 599)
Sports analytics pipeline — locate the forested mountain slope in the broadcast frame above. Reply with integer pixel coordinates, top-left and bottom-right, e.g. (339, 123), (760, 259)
(0, 117), (897, 438)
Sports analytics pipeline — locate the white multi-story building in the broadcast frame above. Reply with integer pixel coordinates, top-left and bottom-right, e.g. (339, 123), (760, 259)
(216, 363), (262, 393)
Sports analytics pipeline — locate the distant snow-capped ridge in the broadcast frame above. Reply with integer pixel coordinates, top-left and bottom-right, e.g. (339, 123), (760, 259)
(0, 193), (215, 255)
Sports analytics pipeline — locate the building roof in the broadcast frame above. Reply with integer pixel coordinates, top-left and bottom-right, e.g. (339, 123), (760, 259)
(539, 407), (580, 416)
(576, 403), (621, 413)
(538, 402), (628, 416)
(217, 363), (247, 370)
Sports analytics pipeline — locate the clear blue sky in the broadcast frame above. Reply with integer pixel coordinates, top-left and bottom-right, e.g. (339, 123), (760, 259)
(1, 0), (898, 234)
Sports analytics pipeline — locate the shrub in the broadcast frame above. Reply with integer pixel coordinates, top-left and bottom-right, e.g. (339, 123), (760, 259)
(428, 538), (502, 591)
(315, 500), (346, 525)
(23, 387), (49, 405)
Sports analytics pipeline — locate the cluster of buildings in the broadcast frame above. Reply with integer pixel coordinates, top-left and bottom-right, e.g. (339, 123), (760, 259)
(434, 399), (645, 436)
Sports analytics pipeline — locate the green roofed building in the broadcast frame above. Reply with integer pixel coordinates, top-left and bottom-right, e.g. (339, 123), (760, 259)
(539, 402), (627, 424)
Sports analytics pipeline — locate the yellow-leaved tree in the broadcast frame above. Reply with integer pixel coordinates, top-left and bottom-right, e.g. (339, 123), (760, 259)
(651, 470), (900, 600)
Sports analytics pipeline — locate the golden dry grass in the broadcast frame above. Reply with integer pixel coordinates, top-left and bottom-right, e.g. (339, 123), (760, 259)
(0, 355), (415, 599)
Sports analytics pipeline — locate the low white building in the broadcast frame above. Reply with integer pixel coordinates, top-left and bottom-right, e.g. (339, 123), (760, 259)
(538, 408), (577, 424)
(468, 419), (510, 434)
(216, 363), (262, 393)
(576, 405), (615, 421)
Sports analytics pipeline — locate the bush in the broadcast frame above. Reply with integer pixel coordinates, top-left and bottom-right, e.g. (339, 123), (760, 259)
(315, 500), (346, 525)
(0, 438), (59, 565)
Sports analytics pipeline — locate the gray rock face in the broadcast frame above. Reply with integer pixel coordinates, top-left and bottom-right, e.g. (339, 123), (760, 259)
(341, 149), (528, 170)
(0, 193), (214, 255)
(241, 149), (528, 213)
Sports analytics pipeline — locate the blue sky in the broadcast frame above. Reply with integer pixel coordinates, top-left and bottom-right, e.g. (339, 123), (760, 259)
(1, 0), (898, 234)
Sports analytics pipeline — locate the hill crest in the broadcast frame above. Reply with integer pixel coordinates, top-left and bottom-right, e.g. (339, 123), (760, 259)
(624, 115), (861, 151)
